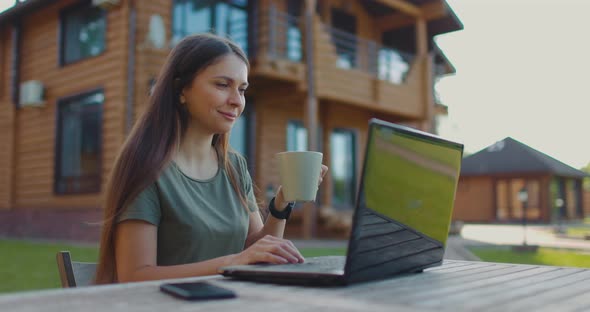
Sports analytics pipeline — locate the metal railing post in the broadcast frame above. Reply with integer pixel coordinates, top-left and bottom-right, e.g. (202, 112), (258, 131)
(367, 41), (377, 76)
(269, 5), (277, 58)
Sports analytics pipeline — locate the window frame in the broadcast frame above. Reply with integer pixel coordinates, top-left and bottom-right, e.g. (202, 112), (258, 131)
(54, 88), (104, 195)
(286, 120), (308, 152)
(229, 98), (255, 173)
(330, 128), (357, 210)
(330, 8), (357, 69)
(58, 1), (107, 67)
(171, 0), (249, 50)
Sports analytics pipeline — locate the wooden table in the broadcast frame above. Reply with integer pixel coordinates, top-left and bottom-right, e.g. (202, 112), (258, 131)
(2, 260), (589, 312)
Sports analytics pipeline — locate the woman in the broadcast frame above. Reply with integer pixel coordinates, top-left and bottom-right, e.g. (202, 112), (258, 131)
(95, 34), (328, 284)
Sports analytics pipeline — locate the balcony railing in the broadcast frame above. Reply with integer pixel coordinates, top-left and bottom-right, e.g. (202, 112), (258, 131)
(170, 2), (422, 86)
(172, 5), (413, 86)
(325, 24), (415, 85)
(256, 6), (303, 62)
(255, 9), (415, 85)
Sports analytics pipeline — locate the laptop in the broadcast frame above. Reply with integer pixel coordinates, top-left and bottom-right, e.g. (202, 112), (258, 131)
(220, 118), (464, 285)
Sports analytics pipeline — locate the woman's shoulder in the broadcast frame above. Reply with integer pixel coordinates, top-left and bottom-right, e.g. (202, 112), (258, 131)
(225, 151), (250, 188)
(226, 150), (247, 169)
(154, 161), (181, 184)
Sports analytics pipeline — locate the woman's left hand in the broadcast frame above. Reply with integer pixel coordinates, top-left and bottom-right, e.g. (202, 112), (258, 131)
(318, 164), (329, 185)
(274, 165), (329, 211)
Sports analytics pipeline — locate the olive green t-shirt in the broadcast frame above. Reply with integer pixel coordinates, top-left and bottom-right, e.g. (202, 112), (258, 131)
(117, 152), (258, 266)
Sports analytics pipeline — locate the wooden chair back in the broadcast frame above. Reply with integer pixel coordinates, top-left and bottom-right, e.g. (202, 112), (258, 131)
(56, 251), (97, 287)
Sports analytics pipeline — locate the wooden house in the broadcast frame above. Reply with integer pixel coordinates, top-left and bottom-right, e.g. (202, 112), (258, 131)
(454, 137), (588, 223)
(0, 0), (462, 241)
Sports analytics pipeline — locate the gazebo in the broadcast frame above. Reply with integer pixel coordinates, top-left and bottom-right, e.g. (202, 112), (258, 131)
(453, 137), (588, 223)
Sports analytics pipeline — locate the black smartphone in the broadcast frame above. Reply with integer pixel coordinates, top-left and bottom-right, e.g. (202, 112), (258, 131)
(160, 282), (237, 301)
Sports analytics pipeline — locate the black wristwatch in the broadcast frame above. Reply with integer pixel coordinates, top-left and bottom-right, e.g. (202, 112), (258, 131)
(268, 197), (294, 220)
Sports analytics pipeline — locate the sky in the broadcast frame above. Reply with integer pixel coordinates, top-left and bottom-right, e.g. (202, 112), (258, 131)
(0, 1), (12, 12)
(1, 0), (588, 169)
(435, 0), (590, 169)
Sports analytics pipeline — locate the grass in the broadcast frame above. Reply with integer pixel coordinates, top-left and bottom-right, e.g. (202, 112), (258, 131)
(565, 218), (590, 238)
(567, 227), (590, 238)
(0, 239), (346, 294)
(300, 247), (346, 258)
(469, 246), (590, 269)
(0, 239), (99, 294)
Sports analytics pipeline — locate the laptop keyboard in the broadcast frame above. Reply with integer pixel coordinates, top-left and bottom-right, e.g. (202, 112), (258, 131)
(251, 256), (345, 274)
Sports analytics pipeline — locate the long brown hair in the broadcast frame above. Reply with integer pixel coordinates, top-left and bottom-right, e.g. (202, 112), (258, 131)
(95, 34), (250, 284)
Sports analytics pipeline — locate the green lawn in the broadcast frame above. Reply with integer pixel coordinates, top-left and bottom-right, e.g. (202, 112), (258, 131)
(566, 218), (590, 237)
(0, 239), (99, 293)
(0, 239), (346, 294)
(567, 227), (590, 238)
(300, 247), (346, 258)
(469, 246), (590, 269)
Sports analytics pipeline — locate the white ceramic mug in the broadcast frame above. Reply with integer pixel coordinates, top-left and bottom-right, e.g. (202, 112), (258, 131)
(276, 151), (323, 202)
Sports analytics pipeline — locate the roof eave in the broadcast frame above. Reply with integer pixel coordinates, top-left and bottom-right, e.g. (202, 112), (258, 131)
(0, 0), (54, 25)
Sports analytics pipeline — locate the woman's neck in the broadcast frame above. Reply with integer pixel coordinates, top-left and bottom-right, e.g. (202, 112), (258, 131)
(173, 125), (218, 180)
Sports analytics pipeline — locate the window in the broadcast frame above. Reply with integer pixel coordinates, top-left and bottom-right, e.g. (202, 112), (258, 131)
(331, 8), (357, 69)
(230, 102), (252, 156)
(495, 180), (508, 220)
(55, 90), (104, 194)
(286, 120), (308, 151)
(60, 3), (106, 65)
(230, 115), (247, 155)
(229, 100), (254, 170)
(286, 0), (302, 62)
(497, 178), (542, 221)
(378, 48), (411, 84)
(565, 179), (578, 218)
(330, 129), (356, 209)
(172, 0), (248, 52)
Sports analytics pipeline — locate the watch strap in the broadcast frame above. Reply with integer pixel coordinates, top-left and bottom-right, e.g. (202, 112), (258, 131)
(269, 197), (294, 220)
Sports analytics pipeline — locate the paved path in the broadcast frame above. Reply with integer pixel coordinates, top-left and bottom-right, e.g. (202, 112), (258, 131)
(461, 224), (590, 251)
(443, 236), (482, 261)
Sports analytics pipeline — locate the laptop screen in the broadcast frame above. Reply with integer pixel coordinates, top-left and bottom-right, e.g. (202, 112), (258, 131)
(344, 119), (463, 282)
(360, 121), (463, 245)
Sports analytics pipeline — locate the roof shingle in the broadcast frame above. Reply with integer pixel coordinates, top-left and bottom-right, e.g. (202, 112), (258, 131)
(461, 137), (588, 178)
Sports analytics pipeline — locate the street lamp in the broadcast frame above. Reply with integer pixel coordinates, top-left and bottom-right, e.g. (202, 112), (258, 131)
(518, 187), (529, 246)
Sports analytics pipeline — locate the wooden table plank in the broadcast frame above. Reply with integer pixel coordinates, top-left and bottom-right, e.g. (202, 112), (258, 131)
(1, 261), (589, 312)
(451, 267), (585, 310)
(536, 290), (590, 312)
(392, 265), (542, 304)
(0, 276), (422, 312)
(359, 263), (523, 301)
(496, 269), (590, 312)
(214, 279), (427, 312)
(329, 262), (501, 298)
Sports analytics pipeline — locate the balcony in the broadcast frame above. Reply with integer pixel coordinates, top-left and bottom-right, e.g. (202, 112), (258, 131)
(250, 6), (306, 84)
(247, 8), (433, 120)
(311, 16), (429, 119)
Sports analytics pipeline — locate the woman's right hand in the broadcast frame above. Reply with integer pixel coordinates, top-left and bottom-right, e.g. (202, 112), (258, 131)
(232, 235), (305, 265)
